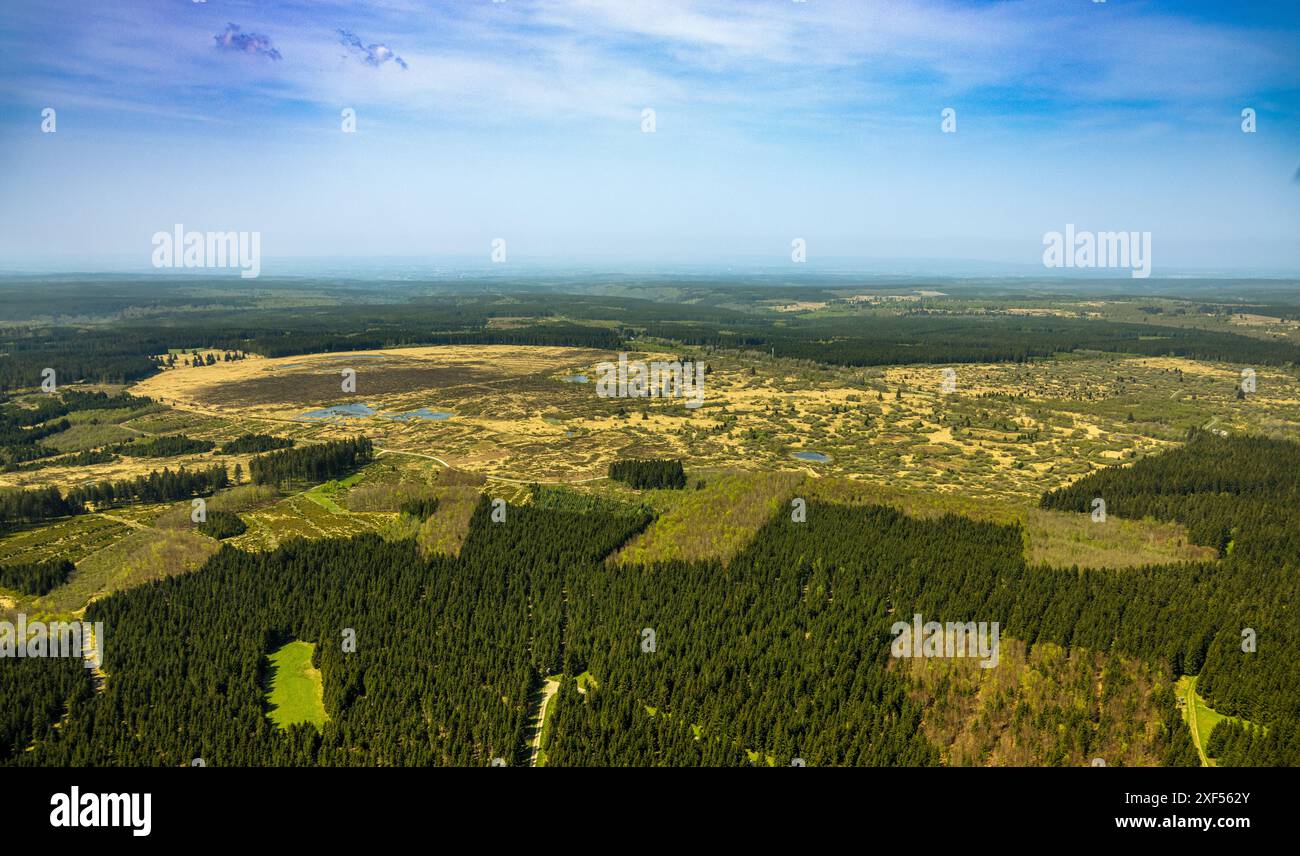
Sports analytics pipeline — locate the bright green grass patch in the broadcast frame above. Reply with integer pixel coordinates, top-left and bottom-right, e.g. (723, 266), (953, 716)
(303, 470), (371, 514)
(303, 481), (347, 514)
(264, 640), (327, 731)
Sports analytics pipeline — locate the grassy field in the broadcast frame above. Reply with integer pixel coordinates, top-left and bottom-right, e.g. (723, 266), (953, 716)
(264, 640), (328, 731)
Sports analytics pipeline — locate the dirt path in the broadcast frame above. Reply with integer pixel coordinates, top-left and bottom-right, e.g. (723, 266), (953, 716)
(97, 513), (149, 531)
(83, 622), (107, 693)
(1186, 677), (1210, 767)
(527, 678), (560, 767)
(375, 447), (452, 468)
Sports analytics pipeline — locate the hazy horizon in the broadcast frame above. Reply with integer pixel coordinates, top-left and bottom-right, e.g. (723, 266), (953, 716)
(4, 253), (1300, 282)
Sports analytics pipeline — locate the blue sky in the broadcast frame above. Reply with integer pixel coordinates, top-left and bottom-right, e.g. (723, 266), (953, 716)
(1, 0), (1298, 275)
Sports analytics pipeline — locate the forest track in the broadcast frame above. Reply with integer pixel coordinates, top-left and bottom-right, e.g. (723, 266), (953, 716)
(1186, 677), (1211, 767)
(83, 622), (107, 693)
(374, 447), (452, 468)
(526, 678), (560, 767)
(97, 513), (148, 531)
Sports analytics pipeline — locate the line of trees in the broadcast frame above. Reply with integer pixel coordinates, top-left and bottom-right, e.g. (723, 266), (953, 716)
(217, 434), (294, 455)
(115, 435), (214, 458)
(398, 497), (439, 520)
(1, 465), (232, 528)
(609, 459), (686, 490)
(642, 315), (1300, 368)
(5, 448), (116, 474)
(197, 511), (247, 540)
(65, 465), (230, 511)
(0, 485), (79, 525)
(0, 558), (74, 596)
(0, 330), (164, 391)
(247, 437), (373, 486)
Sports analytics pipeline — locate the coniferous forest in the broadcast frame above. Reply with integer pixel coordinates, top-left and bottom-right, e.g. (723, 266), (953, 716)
(0, 558), (73, 596)
(247, 438), (373, 487)
(4, 433), (1297, 766)
(608, 458), (688, 490)
(217, 434), (296, 455)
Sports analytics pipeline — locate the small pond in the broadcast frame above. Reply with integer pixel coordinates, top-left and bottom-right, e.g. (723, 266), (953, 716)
(300, 403), (376, 419)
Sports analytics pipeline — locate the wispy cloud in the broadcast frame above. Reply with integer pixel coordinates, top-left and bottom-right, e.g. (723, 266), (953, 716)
(213, 23), (282, 61)
(337, 29), (406, 70)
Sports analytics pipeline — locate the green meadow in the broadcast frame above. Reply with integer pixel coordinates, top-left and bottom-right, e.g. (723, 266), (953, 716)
(264, 640), (328, 731)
